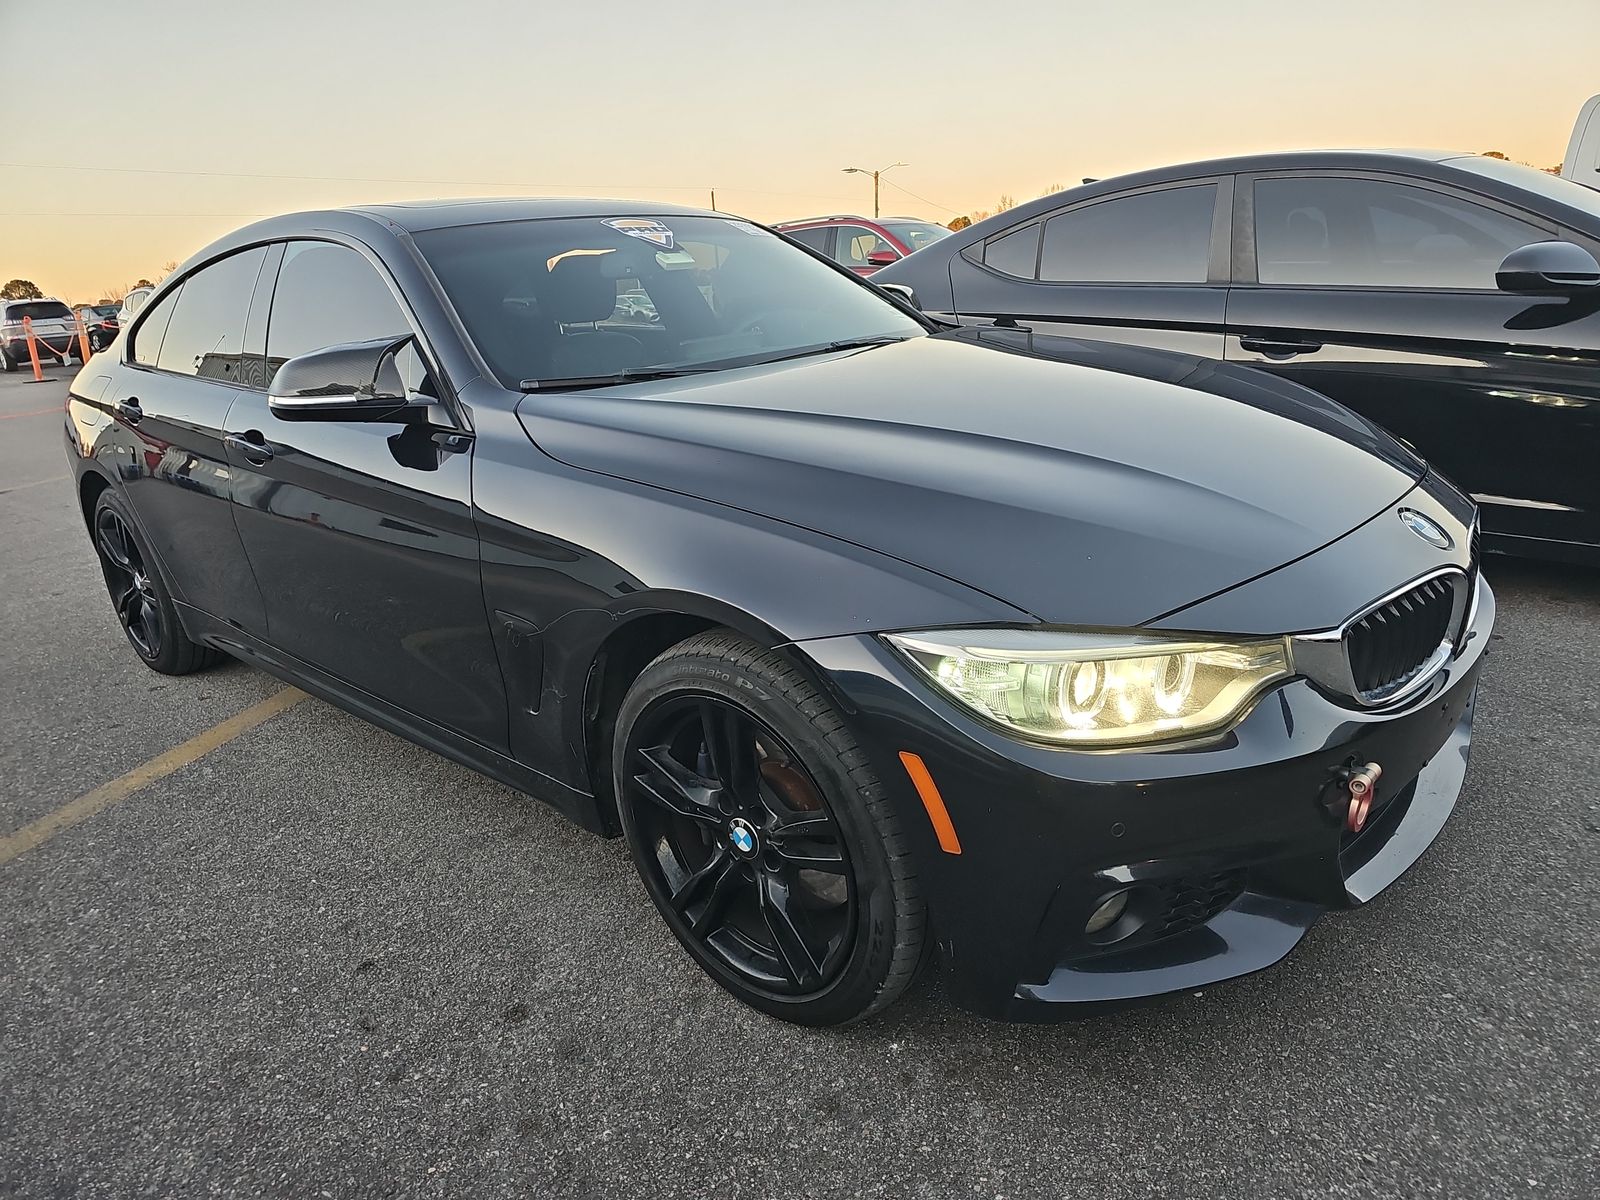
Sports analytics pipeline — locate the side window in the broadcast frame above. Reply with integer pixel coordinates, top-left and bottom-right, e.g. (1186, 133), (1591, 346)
(982, 223), (1041, 278)
(154, 248), (268, 382)
(785, 226), (832, 253)
(131, 286), (181, 367)
(832, 224), (891, 268)
(1254, 176), (1546, 289)
(1039, 185), (1217, 283)
(266, 242), (426, 391)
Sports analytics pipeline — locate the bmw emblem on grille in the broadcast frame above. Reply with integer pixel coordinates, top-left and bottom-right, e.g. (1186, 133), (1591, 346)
(728, 819), (757, 856)
(1398, 508), (1452, 551)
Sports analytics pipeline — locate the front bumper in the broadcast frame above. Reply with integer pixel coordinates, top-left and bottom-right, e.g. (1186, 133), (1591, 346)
(795, 580), (1494, 1021)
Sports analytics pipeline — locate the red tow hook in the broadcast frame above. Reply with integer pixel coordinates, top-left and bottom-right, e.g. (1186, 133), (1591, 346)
(1343, 762), (1383, 833)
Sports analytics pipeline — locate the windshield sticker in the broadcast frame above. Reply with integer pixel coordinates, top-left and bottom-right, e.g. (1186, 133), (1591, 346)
(720, 218), (768, 236)
(603, 218), (675, 249)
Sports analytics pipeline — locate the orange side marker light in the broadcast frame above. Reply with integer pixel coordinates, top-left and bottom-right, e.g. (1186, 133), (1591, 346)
(898, 751), (962, 855)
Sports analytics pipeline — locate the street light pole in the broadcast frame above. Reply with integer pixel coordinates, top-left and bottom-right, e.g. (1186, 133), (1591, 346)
(841, 161), (907, 219)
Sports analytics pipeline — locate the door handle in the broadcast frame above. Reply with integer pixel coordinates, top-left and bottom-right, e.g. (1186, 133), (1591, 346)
(115, 397), (143, 424)
(1238, 335), (1323, 358)
(224, 432), (275, 463)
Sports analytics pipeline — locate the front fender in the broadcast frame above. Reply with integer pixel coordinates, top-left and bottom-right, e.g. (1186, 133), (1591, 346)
(468, 398), (1030, 793)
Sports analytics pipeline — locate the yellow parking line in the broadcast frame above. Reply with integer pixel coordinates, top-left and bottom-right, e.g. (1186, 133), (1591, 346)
(0, 687), (307, 867)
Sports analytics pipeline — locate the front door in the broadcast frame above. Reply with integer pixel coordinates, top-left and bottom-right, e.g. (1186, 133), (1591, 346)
(1227, 171), (1600, 555)
(108, 250), (271, 633)
(948, 178), (1233, 356)
(224, 238), (508, 750)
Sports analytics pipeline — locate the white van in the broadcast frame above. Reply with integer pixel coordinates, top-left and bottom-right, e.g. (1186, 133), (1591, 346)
(1561, 95), (1600, 188)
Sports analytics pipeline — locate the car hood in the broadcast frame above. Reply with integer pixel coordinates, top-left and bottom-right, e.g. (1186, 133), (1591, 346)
(516, 335), (1422, 626)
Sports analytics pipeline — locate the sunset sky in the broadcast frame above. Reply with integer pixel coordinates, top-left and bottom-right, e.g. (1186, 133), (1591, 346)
(5, 0), (1596, 301)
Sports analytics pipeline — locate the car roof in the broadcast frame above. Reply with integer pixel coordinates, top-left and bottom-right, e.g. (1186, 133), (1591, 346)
(1090, 148), (1464, 182)
(774, 215), (875, 227)
(939, 149), (1531, 246)
(345, 196), (723, 232)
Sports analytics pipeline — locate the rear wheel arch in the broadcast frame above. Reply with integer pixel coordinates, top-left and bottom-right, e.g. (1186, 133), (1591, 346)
(78, 469), (114, 534)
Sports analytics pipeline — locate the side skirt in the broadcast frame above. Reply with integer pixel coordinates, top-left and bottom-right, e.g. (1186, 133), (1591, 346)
(176, 602), (614, 837)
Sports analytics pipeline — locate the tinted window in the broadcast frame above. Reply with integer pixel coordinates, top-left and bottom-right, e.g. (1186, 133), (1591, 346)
(983, 223), (1041, 278)
(879, 220), (952, 252)
(1039, 185), (1216, 283)
(414, 215), (922, 387)
(784, 226), (832, 253)
(1254, 176), (1546, 288)
(155, 248), (267, 381)
(4, 301), (72, 321)
(131, 285), (180, 368)
(266, 242), (412, 377)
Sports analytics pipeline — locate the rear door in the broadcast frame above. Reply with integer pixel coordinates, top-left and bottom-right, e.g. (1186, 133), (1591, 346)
(782, 224), (835, 258)
(948, 178), (1232, 355)
(107, 250), (271, 632)
(830, 223), (898, 275)
(223, 238), (508, 750)
(1226, 170), (1600, 553)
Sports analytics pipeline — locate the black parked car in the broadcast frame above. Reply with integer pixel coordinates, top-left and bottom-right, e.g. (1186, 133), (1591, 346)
(875, 150), (1600, 564)
(65, 200), (1492, 1024)
(78, 304), (121, 353)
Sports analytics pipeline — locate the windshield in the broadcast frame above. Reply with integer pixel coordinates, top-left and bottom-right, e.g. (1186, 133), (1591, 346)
(880, 220), (953, 252)
(414, 214), (924, 387)
(1448, 155), (1600, 221)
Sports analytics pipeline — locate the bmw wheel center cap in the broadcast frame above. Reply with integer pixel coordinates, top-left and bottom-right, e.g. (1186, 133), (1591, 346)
(728, 818), (758, 857)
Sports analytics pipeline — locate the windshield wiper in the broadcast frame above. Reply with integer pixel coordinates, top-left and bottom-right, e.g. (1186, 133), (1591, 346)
(751, 335), (913, 367)
(519, 366), (712, 392)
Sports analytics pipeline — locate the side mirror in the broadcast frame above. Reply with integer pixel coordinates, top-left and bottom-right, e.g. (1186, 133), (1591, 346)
(1495, 240), (1600, 295)
(875, 281), (919, 308)
(268, 335), (421, 422)
(866, 248), (901, 267)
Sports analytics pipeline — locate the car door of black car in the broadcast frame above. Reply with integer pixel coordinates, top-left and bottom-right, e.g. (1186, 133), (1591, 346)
(222, 238), (508, 750)
(104, 248), (272, 634)
(946, 178), (1232, 356)
(1227, 170), (1600, 556)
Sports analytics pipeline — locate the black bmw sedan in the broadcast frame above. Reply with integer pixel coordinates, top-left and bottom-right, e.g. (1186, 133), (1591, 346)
(874, 150), (1600, 565)
(64, 200), (1492, 1024)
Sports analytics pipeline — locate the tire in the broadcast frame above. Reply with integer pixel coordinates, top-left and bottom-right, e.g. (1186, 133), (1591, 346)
(90, 489), (223, 675)
(0, 345), (12, 372)
(613, 629), (926, 1025)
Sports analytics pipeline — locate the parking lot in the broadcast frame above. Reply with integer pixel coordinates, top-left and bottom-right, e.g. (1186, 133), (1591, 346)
(1, 363), (1597, 1198)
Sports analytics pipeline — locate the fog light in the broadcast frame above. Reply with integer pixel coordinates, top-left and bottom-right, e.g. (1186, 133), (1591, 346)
(1084, 890), (1130, 935)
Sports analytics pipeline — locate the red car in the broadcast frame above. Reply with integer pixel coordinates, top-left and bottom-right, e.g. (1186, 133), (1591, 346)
(773, 214), (952, 276)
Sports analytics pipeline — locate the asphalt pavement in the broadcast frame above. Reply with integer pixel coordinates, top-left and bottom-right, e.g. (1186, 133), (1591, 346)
(2, 365), (1597, 1199)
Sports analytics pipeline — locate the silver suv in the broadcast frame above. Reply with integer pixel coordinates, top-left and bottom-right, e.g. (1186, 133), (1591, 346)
(0, 298), (84, 371)
(115, 286), (153, 328)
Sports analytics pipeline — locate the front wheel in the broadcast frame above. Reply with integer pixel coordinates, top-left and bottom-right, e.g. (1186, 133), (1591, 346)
(91, 489), (222, 675)
(614, 630), (926, 1025)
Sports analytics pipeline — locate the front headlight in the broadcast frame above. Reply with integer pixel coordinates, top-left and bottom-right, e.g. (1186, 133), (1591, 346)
(885, 629), (1293, 748)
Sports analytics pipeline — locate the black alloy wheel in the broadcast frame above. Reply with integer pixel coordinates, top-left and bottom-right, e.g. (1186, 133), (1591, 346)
(90, 490), (221, 675)
(628, 693), (855, 992)
(615, 631), (926, 1025)
(95, 505), (163, 660)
